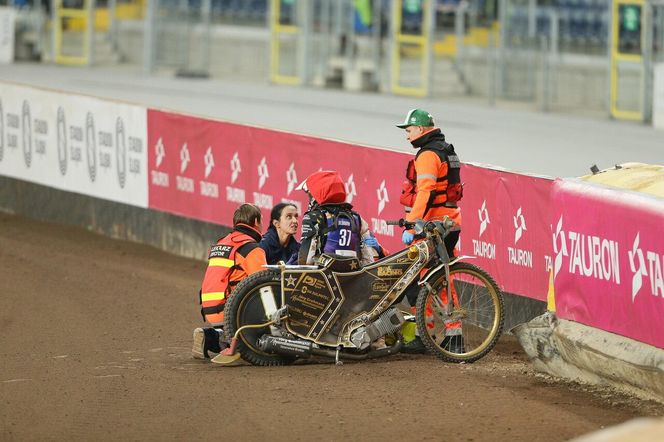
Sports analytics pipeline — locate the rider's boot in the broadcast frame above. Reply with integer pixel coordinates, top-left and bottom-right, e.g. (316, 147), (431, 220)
(401, 337), (426, 354)
(192, 327), (228, 359)
(400, 321), (426, 354)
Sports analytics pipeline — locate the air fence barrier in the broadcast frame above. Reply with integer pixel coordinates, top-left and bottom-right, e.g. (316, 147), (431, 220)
(551, 178), (664, 349)
(1, 80), (663, 349)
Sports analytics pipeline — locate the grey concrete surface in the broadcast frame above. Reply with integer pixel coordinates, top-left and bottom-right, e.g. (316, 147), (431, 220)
(0, 62), (661, 178)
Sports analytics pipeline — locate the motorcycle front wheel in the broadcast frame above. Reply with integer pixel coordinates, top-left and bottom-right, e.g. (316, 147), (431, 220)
(415, 262), (504, 363)
(223, 269), (295, 366)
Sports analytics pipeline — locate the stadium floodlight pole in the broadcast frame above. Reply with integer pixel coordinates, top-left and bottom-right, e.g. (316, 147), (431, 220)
(201, 0), (211, 74)
(87, 0), (96, 66)
(344, 1), (357, 70)
(426, 0), (434, 97)
(643, 0), (657, 123)
(317, 0), (331, 85)
(528, 0), (536, 38)
(372, 0), (382, 90)
(143, 0), (158, 75)
(605, 0), (612, 117)
(108, 0), (117, 52)
(455, 1), (468, 90)
(497, 0), (507, 101)
(299, 0), (312, 85)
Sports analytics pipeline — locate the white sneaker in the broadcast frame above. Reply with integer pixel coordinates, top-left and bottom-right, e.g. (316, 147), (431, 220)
(192, 328), (206, 360)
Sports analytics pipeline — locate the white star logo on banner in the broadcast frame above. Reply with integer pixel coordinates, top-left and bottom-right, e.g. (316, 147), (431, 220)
(552, 216), (568, 280)
(376, 180), (389, 215)
(513, 207), (527, 244)
(179, 143), (190, 174)
(230, 152), (241, 184)
(345, 174), (357, 204)
(204, 146), (215, 179)
(478, 200), (490, 237)
(155, 137), (165, 168)
(628, 232), (647, 302)
(257, 157), (269, 190)
(286, 162), (298, 195)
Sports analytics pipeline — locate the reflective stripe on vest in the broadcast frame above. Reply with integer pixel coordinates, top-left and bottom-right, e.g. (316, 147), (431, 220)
(209, 257), (234, 267)
(201, 291), (225, 303)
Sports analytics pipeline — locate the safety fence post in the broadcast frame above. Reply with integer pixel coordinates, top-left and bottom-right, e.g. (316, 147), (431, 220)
(53, 0), (95, 65)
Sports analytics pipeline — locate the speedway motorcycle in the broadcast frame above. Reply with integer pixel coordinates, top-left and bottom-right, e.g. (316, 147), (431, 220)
(216, 218), (504, 366)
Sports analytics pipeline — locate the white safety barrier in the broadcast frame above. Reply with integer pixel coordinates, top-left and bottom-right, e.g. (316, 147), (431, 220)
(0, 82), (148, 207)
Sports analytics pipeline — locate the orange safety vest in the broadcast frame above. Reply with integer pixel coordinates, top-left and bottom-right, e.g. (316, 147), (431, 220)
(199, 231), (255, 324)
(400, 146), (463, 214)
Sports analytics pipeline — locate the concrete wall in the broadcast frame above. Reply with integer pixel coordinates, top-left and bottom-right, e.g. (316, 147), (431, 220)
(0, 176), (230, 262)
(117, 21), (270, 83)
(458, 50), (609, 113)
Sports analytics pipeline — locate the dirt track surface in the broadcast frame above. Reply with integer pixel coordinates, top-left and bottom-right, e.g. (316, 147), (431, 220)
(1, 213), (662, 441)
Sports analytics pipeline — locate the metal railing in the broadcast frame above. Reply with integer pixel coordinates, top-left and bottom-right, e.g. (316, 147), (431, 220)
(18, 0), (660, 123)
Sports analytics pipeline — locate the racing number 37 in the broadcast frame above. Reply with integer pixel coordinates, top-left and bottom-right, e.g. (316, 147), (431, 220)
(339, 228), (352, 247)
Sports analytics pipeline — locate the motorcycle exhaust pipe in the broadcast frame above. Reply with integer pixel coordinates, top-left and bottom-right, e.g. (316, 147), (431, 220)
(258, 335), (404, 361)
(257, 335), (313, 358)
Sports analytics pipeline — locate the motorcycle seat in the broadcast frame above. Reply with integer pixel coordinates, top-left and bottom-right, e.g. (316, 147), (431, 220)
(316, 253), (361, 273)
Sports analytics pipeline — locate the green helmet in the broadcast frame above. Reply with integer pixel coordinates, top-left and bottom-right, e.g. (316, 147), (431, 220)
(396, 108), (434, 128)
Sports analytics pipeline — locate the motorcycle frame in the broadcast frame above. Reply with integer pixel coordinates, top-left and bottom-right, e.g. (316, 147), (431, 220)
(264, 224), (466, 349)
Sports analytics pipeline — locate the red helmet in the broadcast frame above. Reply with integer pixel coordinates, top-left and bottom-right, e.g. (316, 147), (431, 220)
(296, 170), (347, 205)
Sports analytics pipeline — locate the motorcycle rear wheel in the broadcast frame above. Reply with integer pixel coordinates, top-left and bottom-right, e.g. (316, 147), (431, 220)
(223, 269), (295, 366)
(415, 262), (504, 363)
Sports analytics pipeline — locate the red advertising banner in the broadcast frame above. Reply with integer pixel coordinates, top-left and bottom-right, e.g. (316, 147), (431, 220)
(552, 179), (664, 349)
(458, 164), (554, 301)
(147, 110), (409, 252)
(147, 110), (554, 301)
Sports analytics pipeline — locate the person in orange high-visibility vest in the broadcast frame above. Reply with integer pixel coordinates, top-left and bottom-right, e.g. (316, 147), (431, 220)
(396, 109), (465, 355)
(192, 204), (267, 360)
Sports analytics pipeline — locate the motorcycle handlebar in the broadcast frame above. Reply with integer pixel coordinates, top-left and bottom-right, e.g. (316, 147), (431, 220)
(386, 217), (457, 232)
(386, 219), (414, 228)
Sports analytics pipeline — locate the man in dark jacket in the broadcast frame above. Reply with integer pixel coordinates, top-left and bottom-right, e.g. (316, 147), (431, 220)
(396, 108), (465, 354)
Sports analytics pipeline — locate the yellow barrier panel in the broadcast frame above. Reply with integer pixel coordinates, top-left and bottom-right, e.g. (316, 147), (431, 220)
(391, 0), (431, 97)
(66, 1), (143, 32)
(270, 0), (302, 86)
(610, 0), (645, 121)
(433, 25), (499, 57)
(54, 0), (93, 66)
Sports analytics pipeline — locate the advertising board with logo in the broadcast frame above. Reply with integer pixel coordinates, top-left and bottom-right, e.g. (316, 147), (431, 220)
(0, 82), (148, 207)
(552, 179), (664, 349)
(459, 164), (554, 301)
(147, 110), (408, 251)
(148, 111), (559, 301)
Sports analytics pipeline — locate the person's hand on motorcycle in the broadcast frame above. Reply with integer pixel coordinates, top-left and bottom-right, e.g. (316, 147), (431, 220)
(402, 230), (414, 245)
(363, 235), (379, 249)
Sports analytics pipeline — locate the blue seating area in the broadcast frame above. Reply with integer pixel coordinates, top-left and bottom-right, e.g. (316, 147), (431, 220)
(556, 0), (609, 44)
(211, 0), (268, 23)
(505, 0), (610, 51)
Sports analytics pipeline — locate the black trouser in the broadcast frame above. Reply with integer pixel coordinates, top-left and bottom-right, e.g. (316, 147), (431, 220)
(399, 230), (460, 307)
